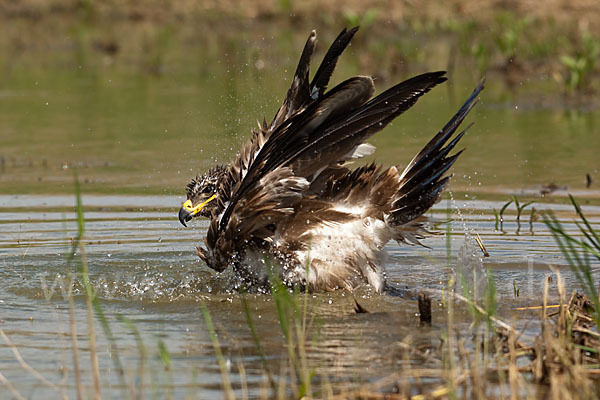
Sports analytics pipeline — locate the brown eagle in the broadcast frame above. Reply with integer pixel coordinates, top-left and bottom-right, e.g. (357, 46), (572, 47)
(178, 27), (484, 293)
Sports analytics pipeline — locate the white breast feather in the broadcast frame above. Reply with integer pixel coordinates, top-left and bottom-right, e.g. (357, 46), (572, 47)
(296, 205), (391, 292)
(239, 205), (392, 292)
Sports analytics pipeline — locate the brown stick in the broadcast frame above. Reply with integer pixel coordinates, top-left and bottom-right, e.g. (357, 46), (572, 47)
(418, 292), (432, 326)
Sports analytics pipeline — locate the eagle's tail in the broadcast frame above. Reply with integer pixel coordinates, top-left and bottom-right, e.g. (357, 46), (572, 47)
(388, 78), (485, 226)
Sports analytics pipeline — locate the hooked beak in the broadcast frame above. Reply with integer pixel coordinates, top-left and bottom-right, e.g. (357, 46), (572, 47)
(178, 195), (217, 227)
(178, 206), (192, 227)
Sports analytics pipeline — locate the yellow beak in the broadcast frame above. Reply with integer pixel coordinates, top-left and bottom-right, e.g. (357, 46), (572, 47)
(179, 194), (216, 227)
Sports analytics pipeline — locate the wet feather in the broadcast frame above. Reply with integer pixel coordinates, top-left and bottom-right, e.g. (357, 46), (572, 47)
(181, 28), (484, 292)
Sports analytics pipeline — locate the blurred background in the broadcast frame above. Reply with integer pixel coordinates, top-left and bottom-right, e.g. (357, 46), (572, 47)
(1, 0), (599, 196)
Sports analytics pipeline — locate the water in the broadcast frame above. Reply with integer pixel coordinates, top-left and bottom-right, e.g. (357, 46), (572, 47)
(1, 23), (600, 398)
(1, 194), (599, 397)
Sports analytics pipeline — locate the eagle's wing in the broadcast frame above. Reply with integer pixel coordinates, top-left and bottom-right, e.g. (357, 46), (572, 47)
(284, 71), (447, 179)
(211, 28), (358, 215)
(213, 28), (363, 231)
(201, 28), (359, 263)
(215, 28), (446, 250)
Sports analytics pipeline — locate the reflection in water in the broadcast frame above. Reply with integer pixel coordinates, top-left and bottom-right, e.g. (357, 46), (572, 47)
(1, 195), (599, 397)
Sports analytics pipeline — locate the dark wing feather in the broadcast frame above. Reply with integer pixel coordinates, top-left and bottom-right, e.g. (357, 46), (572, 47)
(259, 76), (375, 175)
(310, 26), (359, 99)
(268, 26), (359, 132)
(288, 71), (447, 178)
(399, 78), (485, 181)
(219, 76), (374, 231)
(270, 30), (317, 130)
(244, 71), (445, 195)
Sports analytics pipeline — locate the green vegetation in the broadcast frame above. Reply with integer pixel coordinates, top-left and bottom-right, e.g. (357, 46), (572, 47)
(493, 198), (513, 230)
(493, 12), (530, 62)
(514, 196), (534, 223)
(201, 305), (234, 399)
(493, 196), (537, 231)
(560, 33), (600, 92)
(544, 195), (600, 326)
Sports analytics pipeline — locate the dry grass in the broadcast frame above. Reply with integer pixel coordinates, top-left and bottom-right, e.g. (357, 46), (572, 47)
(325, 281), (600, 399)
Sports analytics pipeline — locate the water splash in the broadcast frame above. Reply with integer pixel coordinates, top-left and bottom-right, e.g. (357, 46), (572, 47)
(448, 191), (488, 301)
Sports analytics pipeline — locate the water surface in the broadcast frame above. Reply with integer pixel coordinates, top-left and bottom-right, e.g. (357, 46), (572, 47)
(1, 194), (599, 397)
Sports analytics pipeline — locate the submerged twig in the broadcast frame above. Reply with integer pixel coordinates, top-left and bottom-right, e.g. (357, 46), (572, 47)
(427, 289), (523, 338)
(354, 298), (369, 314)
(529, 207), (538, 233)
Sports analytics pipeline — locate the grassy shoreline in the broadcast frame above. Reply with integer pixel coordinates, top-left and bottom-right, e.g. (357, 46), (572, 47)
(2, 1), (599, 93)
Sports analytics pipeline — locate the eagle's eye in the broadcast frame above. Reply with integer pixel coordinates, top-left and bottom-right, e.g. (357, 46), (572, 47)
(201, 184), (215, 194)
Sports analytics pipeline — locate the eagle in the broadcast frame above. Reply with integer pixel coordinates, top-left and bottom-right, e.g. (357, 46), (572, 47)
(178, 27), (484, 293)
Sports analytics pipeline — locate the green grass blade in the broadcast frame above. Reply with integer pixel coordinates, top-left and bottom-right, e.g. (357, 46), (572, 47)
(241, 293), (275, 390)
(570, 194), (600, 253)
(200, 305), (234, 399)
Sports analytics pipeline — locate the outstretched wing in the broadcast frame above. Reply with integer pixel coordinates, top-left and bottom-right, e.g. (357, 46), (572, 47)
(214, 27), (363, 231)
(217, 28), (446, 243)
(285, 71), (447, 179)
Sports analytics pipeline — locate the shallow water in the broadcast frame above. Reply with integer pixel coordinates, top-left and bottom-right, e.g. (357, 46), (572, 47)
(1, 194), (600, 397)
(2, 23), (600, 398)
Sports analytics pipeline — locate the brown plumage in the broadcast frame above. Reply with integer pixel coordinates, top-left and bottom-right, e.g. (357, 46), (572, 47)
(178, 27), (484, 293)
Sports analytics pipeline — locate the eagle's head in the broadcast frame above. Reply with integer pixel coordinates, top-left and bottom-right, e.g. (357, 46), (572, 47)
(178, 165), (226, 227)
